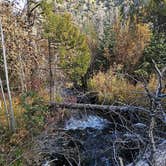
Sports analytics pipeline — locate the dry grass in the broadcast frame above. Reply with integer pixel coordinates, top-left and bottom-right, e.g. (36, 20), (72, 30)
(88, 69), (158, 106)
(0, 96), (25, 127)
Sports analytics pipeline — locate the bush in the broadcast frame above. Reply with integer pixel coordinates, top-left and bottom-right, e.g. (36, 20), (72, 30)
(20, 91), (48, 134)
(93, 16), (151, 74)
(88, 67), (157, 106)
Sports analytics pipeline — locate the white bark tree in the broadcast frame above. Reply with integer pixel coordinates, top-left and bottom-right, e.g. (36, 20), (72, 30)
(0, 18), (16, 132)
(0, 77), (10, 128)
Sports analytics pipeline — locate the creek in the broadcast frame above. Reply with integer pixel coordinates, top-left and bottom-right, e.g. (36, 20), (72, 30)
(33, 89), (166, 166)
(38, 110), (141, 166)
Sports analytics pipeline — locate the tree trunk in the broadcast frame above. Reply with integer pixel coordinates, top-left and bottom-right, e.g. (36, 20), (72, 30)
(0, 78), (10, 128)
(18, 46), (27, 93)
(50, 102), (150, 113)
(0, 18), (16, 132)
(48, 39), (54, 102)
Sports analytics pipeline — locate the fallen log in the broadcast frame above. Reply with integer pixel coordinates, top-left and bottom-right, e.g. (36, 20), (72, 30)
(50, 102), (150, 114)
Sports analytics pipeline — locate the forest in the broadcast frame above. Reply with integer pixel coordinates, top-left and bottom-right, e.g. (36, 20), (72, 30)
(0, 0), (166, 165)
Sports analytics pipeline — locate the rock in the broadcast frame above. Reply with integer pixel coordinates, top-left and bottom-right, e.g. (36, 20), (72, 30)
(132, 123), (147, 129)
(127, 160), (149, 166)
(154, 140), (166, 166)
(77, 92), (98, 104)
(127, 140), (166, 166)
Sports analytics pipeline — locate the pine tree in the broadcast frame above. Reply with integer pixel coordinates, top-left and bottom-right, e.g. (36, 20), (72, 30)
(41, 1), (91, 86)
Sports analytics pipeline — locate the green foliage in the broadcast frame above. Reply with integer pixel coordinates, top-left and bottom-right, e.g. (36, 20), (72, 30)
(11, 148), (23, 166)
(136, 33), (166, 75)
(41, 1), (91, 85)
(93, 23), (116, 73)
(20, 91), (48, 133)
(0, 156), (5, 166)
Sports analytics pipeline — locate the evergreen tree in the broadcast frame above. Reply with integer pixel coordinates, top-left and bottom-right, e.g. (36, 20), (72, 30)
(41, 1), (91, 86)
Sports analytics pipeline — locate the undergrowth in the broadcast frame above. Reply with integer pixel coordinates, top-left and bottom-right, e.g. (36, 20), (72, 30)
(88, 68), (160, 106)
(0, 91), (50, 165)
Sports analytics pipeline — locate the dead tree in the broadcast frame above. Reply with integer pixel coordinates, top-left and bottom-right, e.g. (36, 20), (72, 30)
(50, 102), (150, 114)
(48, 39), (54, 102)
(142, 60), (166, 162)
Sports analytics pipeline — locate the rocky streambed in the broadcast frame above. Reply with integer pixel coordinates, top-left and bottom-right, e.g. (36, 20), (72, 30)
(25, 107), (166, 166)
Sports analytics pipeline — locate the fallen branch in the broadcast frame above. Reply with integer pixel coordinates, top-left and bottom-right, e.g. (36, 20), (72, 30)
(50, 102), (150, 114)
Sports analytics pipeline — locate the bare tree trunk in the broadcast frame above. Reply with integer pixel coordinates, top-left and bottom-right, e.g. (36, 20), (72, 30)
(144, 60), (166, 163)
(18, 46), (27, 93)
(48, 39), (54, 102)
(0, 18), (16, 132)
(0, 78), (10, 128)
(19, 56), (25, 93)
(53, 50), (58, 100)
(50, 102), (150, 113)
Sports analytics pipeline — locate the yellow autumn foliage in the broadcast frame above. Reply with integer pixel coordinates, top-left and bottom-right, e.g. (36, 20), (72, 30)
(0, 2), (46, 90)
(112, 17), (152, 69)
(88, 68), (158, 106)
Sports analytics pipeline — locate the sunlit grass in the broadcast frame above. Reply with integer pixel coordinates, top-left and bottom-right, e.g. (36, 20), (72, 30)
(0, 96), (25, 128)
(88, 69), (159, 106)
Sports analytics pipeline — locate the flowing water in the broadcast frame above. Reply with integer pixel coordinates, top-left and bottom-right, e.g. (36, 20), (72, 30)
(64, 115), (110, 130)
(39, 89), (143, 165)
(41, 113), (116, 166)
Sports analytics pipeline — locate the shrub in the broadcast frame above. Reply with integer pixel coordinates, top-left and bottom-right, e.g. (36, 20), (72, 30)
(20, 91), (49, 134)
(113, 20), (151, 69)
(95, 16), (151, 74)
(88, 67), (158, 106)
